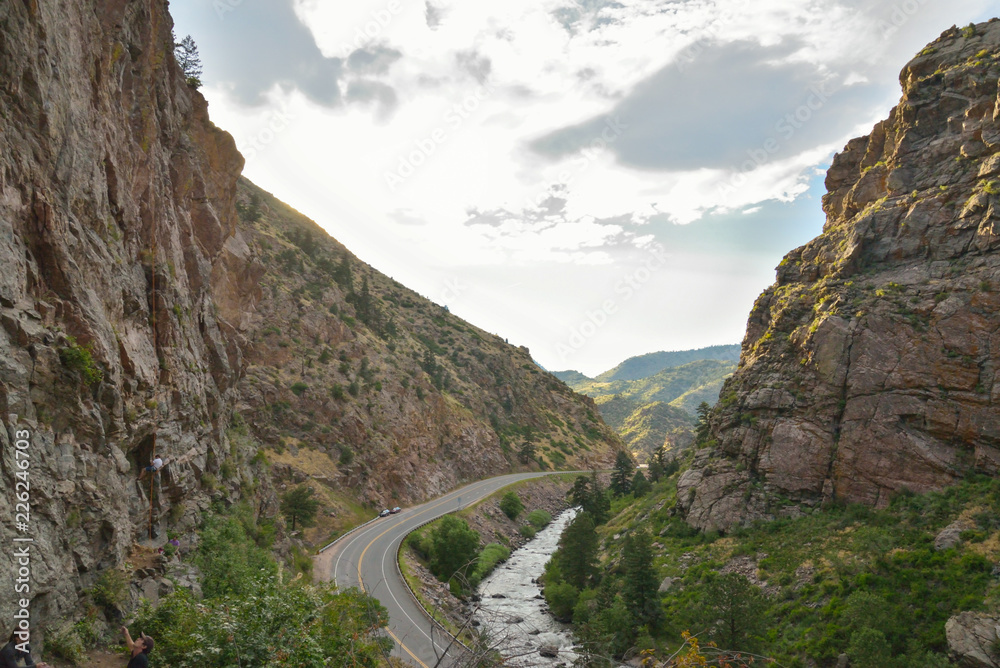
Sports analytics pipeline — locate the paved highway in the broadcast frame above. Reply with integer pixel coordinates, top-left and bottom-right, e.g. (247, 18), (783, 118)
(315, 472), (577, 668)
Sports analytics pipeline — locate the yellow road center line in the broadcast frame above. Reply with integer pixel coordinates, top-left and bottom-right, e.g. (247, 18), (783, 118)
(356, 478), (516, 667)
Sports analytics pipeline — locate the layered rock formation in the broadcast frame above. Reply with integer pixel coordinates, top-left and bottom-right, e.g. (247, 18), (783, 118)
(680, 20), (1000, 530)
(0, 0), (264, 623)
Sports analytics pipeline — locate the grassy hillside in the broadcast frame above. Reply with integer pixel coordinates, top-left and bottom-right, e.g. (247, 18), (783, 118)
(549, 464), (1000, 667)
(593, 345), (740, 383)
(554, 357), (734, 461)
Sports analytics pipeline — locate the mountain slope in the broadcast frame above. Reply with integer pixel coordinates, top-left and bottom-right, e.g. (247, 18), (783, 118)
(593, 344), (740, 382)
(233, 180), (620, 509)
(557, 355), (734, 459)
(680, 20), (1000, 531)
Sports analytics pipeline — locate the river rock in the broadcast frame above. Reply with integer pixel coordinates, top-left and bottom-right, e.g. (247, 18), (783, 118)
(539, 646), (559, 658)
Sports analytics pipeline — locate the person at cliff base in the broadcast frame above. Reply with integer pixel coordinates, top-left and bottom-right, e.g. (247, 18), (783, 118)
(121, 627), (154, 668)
(1, 630), (50, 668)
(138, 454), (163, 481)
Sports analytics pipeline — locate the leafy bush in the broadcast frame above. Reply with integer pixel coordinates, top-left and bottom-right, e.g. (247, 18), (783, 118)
(194, 514), (277, 599)
(519, 525), (537, 539)
(500, 491), (524, 520)
(44, 625), (86, 665)
(291, 381), (309, 396)
(545, 581), (580, 621)
(88, 568), (128, 609)
(472, 543), (510, 583)
(60, 337), (103, 384)
(527, 509), (552, 528)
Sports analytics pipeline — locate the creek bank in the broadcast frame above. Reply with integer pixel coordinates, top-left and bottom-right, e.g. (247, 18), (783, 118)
(400, 475), (574, 634)
(475, 508), (580, 666)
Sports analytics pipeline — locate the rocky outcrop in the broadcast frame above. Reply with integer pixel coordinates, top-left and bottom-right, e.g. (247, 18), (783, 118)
(0, 0), (268, 625)
(947, 612), (1000, 668)
(680, 20), (1000, 530)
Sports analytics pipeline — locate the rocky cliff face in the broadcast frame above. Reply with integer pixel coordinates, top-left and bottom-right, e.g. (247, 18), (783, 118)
(0, 0), (264, 622)
(679, 20), (1000, 531)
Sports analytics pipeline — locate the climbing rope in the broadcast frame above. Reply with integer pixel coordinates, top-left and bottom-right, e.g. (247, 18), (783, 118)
(149, 228), (157, 541)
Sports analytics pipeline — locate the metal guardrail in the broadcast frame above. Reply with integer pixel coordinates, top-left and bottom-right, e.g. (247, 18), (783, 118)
(317, 514), (381, 554)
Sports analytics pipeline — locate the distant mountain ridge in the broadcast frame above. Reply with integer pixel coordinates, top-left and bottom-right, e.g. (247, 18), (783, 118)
(555, 348), (737, 459)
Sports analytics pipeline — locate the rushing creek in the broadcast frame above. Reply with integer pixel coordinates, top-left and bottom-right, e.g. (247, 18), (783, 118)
(474, 508), (580, 666)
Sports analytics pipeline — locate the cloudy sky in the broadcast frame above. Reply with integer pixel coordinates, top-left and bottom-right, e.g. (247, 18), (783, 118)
(172, 0), (996, 376)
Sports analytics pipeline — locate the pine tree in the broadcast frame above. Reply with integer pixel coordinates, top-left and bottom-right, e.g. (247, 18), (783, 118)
(173, 34), (203, 88)
(621, 528), (662, 630)
(695, 401), (712, 444)
(631, 469), (651, 497)
(557, 512), (599, 589)
(280, 485), (320, 531)
(610, 450), (634, 497)
(587, 472), (611, 525)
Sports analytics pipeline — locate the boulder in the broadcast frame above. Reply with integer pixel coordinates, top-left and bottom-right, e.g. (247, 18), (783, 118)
(946, 612), (1000, 668)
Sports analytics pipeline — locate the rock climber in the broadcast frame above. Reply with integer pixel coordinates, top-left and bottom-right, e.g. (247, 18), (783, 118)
(138, 453), (163, 481)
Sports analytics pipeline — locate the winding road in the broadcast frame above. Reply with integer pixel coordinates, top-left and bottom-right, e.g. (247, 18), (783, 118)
(315, 471), (577, 668)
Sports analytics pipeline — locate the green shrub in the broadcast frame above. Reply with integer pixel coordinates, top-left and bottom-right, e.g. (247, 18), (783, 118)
(499, 491), (524, 520)
(473, 543), (511, 582)
(60, 337), (104, 385)
(44, 625), (86, 665)
(527, 509), (552, 528)
(88, 568), (128, 609)
(544, 581), (580, 620)
(519, 525), (537, 539)
(338, 447), (354, 466)
(290, 382), (309, 396)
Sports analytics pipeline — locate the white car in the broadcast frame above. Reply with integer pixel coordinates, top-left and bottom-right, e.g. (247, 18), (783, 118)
(379, 509), (391, 518)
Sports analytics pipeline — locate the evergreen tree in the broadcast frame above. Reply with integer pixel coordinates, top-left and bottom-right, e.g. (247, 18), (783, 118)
(610, 450), (634, 497)
(695, 401), (713, 444)
(699, 572), (769, 652)
(631, 469), (651, 497)
(333, 254), (353, 291)
(173, 34), (203, 88)
(587, 472), (611, 525)
(557, 512), (599, 589)
(621, 528), (662, 630)
(280, 485), (320, 531)
(570, 475), (592, 508)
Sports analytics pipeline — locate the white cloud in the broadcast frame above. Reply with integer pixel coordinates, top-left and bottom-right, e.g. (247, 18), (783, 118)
(172, 0), (997, 372)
